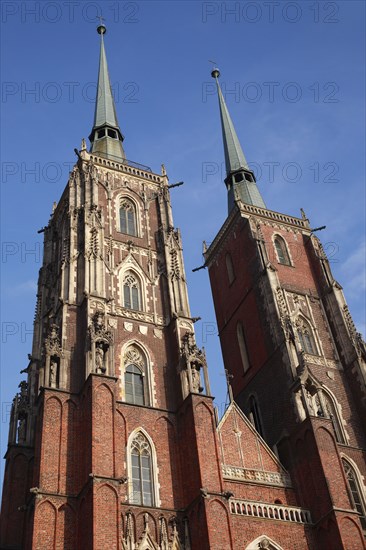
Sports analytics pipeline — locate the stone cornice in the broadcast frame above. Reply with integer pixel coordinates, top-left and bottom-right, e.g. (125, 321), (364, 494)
(88, 152), (165, 185)
(204, 201), (311, 267)
(204, 207), (240, 266)
(238, 202), (311, 230)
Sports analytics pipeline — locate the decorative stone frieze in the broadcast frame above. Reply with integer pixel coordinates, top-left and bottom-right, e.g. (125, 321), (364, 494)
(222, 464), (292, 488)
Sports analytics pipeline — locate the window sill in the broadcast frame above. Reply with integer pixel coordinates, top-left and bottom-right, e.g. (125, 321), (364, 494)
(118, 231), (140, 239)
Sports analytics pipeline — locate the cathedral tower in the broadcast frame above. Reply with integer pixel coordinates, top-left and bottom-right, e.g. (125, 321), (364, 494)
(0, 26), (219, 550)
(205, 68), (366, 548)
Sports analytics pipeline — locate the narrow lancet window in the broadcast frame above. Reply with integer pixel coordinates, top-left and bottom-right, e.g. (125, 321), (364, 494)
(321, 391), (345, 444)
(226, 253), (235, 284)
(123, 272), (141, 311)
(123, 345), (150, 406)
(249, 395), (263, 437)
(125, 364), (144, 405)
(297, 319), (316, 355)
(130, 433), (154, 506)
(120, 199), (137, 236)
(274, 236), (291, 266)
(342, 459), (366, 531)
(237, 322), (250, 372)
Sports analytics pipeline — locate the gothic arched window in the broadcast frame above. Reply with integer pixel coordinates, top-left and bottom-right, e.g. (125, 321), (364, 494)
(237, 322), (250, 373)
(123, 271), (141, 311)
(321, 391), (345, 444)
(123, 345), (150, 406)
(248, 395), (264, 437)
(274, 236), (291, 266)
(342, 459), (366, 531)
(130, 432), (155, 506)
(297, 318), (317, 355)
(125, 364), (144, 405)
(226, 253), (235, 284)
(120, 199), (137, 236)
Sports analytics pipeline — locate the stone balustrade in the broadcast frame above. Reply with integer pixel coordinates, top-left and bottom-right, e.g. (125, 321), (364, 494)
(230, 498), (312, 524)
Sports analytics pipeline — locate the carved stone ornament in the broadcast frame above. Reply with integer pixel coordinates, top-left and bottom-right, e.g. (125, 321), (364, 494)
(153, 328), (163, 339)
(17, 381), (29, 416)
(44, 324), (62, 356)
(180, 332), (206, 394)
(113, 305), (155, 324)
(355, 332), (366, 360)
(124, 347), (144, 369)
(343, 305), (357, 340)
(190, 364), (201, 392)
(159, 516), (169, 550)
(136, 512), (159, 550)
(89, 312), (113, 344)
(276, 287), (288, 327)
(122, 511), (135, 550)
(108, 318), (118, 329)
(124, 322), (133, 332)
(181, 332), (206, 370)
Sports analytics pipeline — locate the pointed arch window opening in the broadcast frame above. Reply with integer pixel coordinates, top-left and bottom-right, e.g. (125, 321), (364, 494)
(120, 200), (137, 236)
(299, 330), (315, 354)
(274, 236), (291, 266)
(297, 319), (317, 355)
(123, 272), (141, 311)
(248, 395), (264, 438)
(130, 433), (155, 507)
(123, 345), (151, 407)
(321, 391), (346, 444)
(125, 364), (145, 406)
(342, 459), (366, 531)
(237, 322), (250, 373)
(226, 253), (235, 285)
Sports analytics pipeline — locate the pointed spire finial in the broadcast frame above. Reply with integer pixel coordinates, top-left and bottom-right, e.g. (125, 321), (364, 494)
(211, 67), (266, 212)
(89, 21), (126, 161)
(97, 15), (106, 35)
(209, 60), (220, 79)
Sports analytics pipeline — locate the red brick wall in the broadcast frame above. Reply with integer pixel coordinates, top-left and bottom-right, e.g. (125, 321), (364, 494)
(0, 451), (29, 547)
(33, 500), (56, 550)
(206, 498), (233, 549)
(94, 484), (119, 550)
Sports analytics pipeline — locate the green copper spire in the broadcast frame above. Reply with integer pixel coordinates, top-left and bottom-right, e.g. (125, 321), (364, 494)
(211, 68), (266, 212)
(89, 24), (126, 161)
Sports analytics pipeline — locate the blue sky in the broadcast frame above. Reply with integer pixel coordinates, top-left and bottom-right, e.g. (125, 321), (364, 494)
(1, 1), (365, 485)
